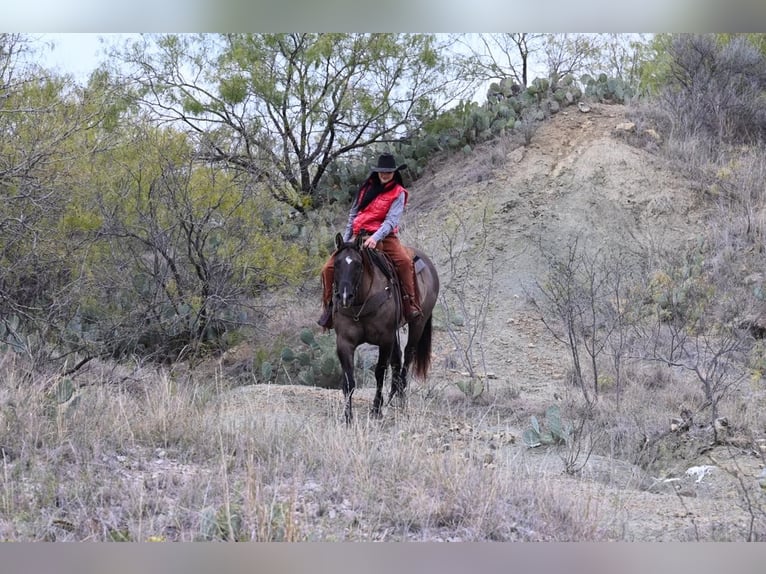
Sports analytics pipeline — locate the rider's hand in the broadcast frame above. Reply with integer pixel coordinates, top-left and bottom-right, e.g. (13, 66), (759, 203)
(363, 237), (377, 249)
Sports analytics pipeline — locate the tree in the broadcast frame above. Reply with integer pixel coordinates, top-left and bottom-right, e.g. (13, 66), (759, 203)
(70, 119), (314, 362)
(542, 34), (602, 84)
(114, 33), (470, 213)
(594, 34), (652, 90)
(0, 34), (114, 368)
(460, 33), (546, 89)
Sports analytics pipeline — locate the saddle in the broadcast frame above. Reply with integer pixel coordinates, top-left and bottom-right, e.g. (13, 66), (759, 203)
(365, 245), (423, 309)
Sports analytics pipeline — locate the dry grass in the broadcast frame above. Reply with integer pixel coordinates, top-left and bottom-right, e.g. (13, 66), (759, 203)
(0, 345), (626, 541)
(5, 96), (766, 541)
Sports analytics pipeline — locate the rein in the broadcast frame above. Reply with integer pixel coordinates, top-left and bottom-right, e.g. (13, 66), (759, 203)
(336, 287), (392, 321)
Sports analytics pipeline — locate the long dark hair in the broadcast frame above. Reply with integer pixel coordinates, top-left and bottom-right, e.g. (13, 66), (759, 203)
(356, 170), (404, 211)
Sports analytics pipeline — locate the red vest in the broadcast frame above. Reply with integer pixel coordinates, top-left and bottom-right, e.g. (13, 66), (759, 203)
(352, 181), (408, 236)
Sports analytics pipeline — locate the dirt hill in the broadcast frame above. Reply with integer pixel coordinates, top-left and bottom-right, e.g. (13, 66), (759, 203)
(218, 103), (763, 541)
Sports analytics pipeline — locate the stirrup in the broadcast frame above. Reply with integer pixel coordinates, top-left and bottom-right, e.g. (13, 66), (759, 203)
(403, 296), (421, 321)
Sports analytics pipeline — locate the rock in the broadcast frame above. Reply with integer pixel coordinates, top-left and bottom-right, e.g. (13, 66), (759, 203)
(685, 465), (716, 483)
(743, 273), (765, 286)
(615, 122), (636, 133)
(644, 128), (661, 141)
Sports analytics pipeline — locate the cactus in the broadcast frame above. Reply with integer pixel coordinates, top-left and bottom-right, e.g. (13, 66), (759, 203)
(456, 378), (485, 400)
(581, 74), (632, 104)
(491, 118), (506, 134)
(320, 355), (337, 377)
(276, 330), (342, 388)
(55, 378), (75, 404)
(530, 77), (549, 93)
(281, 347), (296, 362)
(300, 328), (316, 347)
(522, 405), (571, 447)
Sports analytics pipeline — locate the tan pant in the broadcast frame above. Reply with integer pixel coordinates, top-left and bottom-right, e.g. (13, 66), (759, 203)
(321, 236), (421, 316)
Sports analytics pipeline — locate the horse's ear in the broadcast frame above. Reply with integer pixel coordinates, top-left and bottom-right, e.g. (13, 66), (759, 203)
(355, 234), (364, 249)
(335, 233), (344, 250)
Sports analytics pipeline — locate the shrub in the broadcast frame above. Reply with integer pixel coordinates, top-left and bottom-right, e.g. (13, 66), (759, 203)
(659, 34), (766, 145)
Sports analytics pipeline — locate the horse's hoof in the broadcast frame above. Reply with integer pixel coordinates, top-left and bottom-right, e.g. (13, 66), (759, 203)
(388, 394), (407, 410)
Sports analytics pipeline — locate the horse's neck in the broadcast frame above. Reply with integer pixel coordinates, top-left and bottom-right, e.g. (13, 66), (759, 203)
(365, 249), (397, 282)
(360, 253), (387, 294)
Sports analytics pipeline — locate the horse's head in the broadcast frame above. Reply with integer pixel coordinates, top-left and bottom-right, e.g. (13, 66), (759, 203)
(333, 233), (365, 308)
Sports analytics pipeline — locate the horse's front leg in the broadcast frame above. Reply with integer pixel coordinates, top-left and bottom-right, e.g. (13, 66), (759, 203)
(371, 342), (392, 418)
(337, 341), (357, 425)
(343, 371), (355, 424)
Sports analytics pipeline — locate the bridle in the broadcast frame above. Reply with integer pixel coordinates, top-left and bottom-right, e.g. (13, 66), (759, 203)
(333, 245), (391, 321)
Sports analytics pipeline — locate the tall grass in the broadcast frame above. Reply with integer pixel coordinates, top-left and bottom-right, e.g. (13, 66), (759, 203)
(0, 347), (624, 541)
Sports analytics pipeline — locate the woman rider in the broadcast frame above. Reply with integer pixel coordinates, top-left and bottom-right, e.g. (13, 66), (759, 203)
(318, 153), (422, 329)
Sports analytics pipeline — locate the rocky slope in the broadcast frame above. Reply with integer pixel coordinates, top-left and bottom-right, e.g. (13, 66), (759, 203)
(222, 102), (762, 540)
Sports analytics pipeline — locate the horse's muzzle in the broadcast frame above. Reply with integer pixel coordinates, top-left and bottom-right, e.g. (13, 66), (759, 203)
(338, 284), (354, 308)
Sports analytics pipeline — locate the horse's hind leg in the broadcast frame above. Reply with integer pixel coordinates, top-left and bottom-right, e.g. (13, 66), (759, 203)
(371, 342), (392, 418)
(388, 337), (405, 408)
(396, 337), (418, 406)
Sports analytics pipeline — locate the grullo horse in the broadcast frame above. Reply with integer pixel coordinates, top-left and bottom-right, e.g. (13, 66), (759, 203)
(330, 233), (439, 423)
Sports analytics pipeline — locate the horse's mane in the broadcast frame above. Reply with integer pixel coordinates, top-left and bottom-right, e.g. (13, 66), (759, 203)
(336, 241), (395, 282)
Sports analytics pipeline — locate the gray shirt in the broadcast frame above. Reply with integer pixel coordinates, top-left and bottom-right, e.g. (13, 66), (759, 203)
(343, 192), (405, 243)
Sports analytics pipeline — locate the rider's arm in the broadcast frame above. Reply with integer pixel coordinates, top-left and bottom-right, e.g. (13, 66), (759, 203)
(343, 199), (359, 242)
(371, 193), (405, 243)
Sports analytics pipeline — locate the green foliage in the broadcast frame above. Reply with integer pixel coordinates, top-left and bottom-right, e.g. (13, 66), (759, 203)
(120, 33), (464, 212)
(218, 75), (248, 104)
(61, 122), (321, 362)
(522, 405), (571, 448)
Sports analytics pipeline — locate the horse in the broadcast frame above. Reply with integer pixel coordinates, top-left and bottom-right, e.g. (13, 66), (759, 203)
(330, 233), (440, 424)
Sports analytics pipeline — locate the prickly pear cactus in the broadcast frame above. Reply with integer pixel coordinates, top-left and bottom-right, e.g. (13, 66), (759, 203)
(276, 329), (342, 389)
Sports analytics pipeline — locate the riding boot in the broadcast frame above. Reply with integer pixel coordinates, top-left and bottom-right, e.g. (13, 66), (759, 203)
(318, 258), (335, 330)
(317, 302), (334, 330)
(399, 263), (422, 322)
(402, 295), (421, 322)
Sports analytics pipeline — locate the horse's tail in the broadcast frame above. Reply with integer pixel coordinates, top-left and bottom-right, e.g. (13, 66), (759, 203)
(411, 315), (433, 380)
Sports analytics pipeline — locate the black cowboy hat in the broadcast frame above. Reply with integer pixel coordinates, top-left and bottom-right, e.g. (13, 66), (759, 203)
(370, 153), (407, 173)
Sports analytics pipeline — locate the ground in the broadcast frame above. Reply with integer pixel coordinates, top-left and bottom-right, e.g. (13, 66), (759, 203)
(217, 103), (765, 540)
